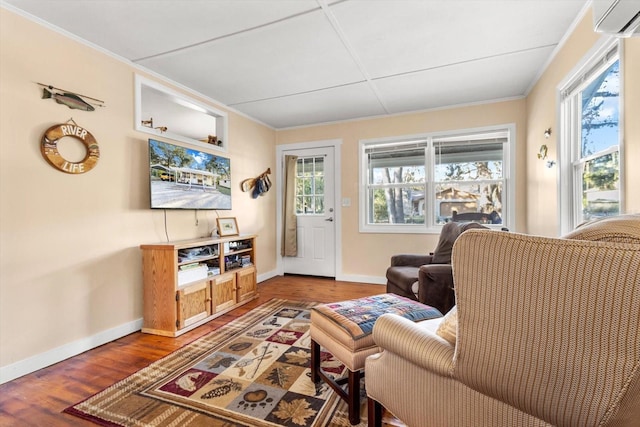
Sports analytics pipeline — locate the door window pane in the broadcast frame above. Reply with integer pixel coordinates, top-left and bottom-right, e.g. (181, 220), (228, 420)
(295, 156), (325, 215)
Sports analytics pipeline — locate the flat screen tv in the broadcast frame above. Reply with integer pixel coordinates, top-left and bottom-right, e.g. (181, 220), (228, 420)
(148, 139), (231, 210)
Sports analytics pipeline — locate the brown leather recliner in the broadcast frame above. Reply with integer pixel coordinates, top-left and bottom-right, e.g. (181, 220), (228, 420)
(417, 263), (456, 314)
(385, 222), (487, 314)
(386, 253), (436, 300)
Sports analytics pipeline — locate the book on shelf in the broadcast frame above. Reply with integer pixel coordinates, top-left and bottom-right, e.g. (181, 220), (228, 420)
(179, 262), (203, 270)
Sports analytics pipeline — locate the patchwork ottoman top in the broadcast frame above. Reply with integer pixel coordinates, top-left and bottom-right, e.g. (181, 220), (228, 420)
(312, 293), (442, 340)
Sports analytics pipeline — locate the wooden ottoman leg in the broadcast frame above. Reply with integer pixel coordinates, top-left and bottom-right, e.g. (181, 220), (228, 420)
(367, 397), (382, 427)
(310, 339), (321, 383)
(348, 369), (361, 425)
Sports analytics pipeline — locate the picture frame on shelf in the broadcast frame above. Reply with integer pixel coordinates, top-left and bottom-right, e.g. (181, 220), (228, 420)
(217, 217), (239, 236)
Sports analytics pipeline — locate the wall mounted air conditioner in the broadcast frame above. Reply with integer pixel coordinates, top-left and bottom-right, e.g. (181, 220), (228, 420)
(593, 0), (640, 37)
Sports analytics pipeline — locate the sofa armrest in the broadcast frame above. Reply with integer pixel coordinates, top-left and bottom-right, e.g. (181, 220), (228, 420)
(390, 253), (434, 267)
(372, 313), (454, 376)
(418, 264), (453, 285)
(418, 264), (455, 314)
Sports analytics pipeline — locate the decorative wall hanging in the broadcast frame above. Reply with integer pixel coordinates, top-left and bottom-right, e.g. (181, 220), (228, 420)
(41, 118), (100, 174)
(37, 83), (105, 111)
(240, 168), (271, 198)
(141, 117), (167, 133)
(200, 135), (222, 146)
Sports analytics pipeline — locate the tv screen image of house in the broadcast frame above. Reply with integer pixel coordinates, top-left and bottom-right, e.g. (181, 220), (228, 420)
(149, 139), (231, 210)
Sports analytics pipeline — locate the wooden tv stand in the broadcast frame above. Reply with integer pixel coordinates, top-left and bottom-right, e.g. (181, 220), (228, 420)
(140, 234), (258, 337)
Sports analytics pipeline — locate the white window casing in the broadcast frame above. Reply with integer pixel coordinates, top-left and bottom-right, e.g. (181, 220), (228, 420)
(359, 125), (515, 234)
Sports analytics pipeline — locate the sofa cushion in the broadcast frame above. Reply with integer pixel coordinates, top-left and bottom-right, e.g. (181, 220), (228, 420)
(563, 214), (640, 243)
(435, 305), (457, 346)
(432, 222), (487, 264)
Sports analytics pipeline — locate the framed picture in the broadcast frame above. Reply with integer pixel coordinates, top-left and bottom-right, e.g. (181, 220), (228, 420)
(217, 217), (239, 237)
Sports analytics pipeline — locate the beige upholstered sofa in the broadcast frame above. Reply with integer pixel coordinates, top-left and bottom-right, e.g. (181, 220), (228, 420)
(366, 215), (640, 427)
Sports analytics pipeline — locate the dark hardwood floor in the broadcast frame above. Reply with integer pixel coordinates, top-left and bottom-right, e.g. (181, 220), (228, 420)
(0, 275), (387, 426)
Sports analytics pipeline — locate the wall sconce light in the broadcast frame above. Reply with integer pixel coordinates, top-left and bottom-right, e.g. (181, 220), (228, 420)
(537, 144), (549, 160)
(544, 128), (552, 139)
(537, 144), (555, 168)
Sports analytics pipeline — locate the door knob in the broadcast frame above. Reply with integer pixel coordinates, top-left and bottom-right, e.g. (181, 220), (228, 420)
(325, 217), (334, 222)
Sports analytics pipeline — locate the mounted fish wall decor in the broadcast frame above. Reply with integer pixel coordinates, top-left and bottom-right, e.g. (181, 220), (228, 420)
(37, 83), (105, 111)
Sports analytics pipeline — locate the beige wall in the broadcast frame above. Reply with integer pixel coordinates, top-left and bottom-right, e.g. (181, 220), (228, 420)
(0, 9), (276, 380)
(625, 38), (640, 212)
(526, 9), (640, 235)
(277, 101), (528, 279)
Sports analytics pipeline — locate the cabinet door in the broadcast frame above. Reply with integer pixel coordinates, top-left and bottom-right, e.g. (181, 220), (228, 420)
(214, 272), (236, 312)
(236, 266), (257, 303)
(176, 281), (212, 329)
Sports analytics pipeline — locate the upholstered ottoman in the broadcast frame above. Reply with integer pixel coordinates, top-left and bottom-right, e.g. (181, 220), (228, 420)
(310, 293), (442, 424)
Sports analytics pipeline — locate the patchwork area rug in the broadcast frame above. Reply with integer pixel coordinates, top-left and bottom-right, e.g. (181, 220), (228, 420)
(65, 299), (379, 426)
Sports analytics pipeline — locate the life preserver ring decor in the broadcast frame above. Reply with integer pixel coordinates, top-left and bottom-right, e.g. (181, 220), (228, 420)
(40, 120), (99, 174)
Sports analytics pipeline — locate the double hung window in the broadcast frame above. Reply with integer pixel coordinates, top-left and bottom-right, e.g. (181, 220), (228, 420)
(560, 41), (621, 232)
(360, 126), (512, 232)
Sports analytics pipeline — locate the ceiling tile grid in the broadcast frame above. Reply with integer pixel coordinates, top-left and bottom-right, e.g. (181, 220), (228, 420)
(2, 0), (589, 128)
(330, 0), (586, 78)
(373, 45), (557, 114)
(235, 81), (387, 129)
(136, 6), (367, 106)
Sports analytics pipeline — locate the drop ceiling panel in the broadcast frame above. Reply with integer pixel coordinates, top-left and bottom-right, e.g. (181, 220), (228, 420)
(375, 46), (555, 114)
(234, 82), (387, 129)
(6, 0), (323, 60)
(137, 7), (365, 105)
(330, 0), (585, 79)
(3, 0), (589, 128)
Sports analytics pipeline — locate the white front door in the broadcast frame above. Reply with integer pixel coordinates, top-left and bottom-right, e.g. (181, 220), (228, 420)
(282, 146), (336, 277)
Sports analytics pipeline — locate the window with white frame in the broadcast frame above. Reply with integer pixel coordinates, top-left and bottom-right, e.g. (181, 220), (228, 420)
(560, 41), (621, 232)
(360, 127), (512, 232)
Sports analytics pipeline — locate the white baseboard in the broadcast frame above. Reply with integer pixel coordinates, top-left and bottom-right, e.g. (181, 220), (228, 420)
(257, 269), (278, 283)
(0, 318), (143, 385)
(0, 269), (377, 385)
(335, 273), (386, 285)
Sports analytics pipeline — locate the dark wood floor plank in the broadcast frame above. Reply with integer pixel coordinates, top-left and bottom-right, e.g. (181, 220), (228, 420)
(0, 276), (389, 426)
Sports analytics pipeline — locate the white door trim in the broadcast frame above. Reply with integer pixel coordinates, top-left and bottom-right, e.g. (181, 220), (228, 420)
(275, 139), (342, 278)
